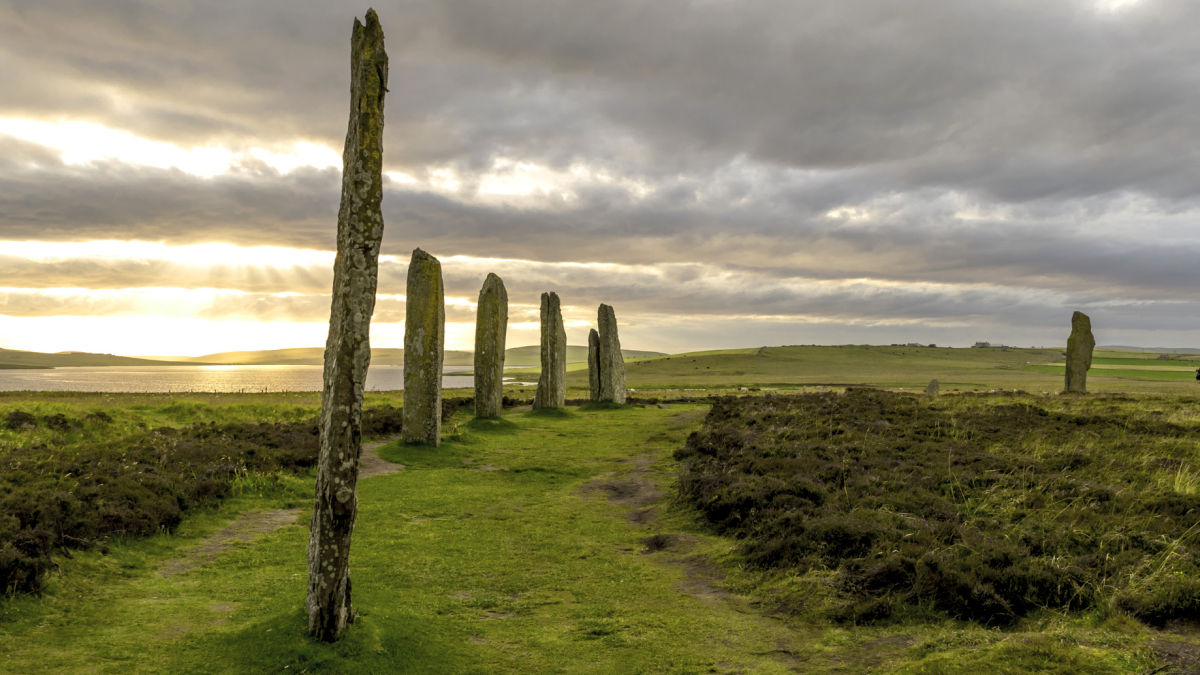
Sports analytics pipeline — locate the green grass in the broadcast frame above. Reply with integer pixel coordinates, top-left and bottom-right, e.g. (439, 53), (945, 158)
(0, 404), (814, 672)
(601, 345), (1068, 392)
(1023, 365), (1196, 381)
(541, 345), (1200, 396)
(2, 397), (1192, 672)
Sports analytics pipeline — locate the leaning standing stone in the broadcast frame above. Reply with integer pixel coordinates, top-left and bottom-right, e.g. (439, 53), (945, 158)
(307, 9), (387, 643)
(402, 248), (445, 444)
(588, 328), (601, 401)
(533, 292), (566, 409)
(474, 273), (507, 418)
(597, 304), (626, 404)
(1064, 311), (1095, 394)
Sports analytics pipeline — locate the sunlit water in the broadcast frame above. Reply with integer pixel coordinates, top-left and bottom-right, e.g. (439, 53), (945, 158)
(0, 365), (480, 393)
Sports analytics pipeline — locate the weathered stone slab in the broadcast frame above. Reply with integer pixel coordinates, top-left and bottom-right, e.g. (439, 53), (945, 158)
(588, 328), (601, 401)
(1064, 310), (1094, 394)
(402, 248), (445, 444)
(925, 378), (939, 397)
(307, 9), (387, 643)
(474, 273), (507, 418)
(533, 291), (566, 409)
(597, 304), (626, 404)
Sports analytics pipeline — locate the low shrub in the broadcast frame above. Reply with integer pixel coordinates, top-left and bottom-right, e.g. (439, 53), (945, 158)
(675, 390), (1200, 626)
(1, 403), (408, 595)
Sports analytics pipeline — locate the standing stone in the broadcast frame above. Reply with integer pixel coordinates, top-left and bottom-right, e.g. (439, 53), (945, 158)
(925, 379), (940, 398)
(588, 328), (601, 401)
(597, 304), (627, 404)
(307, 9), (387, 643)
(402, 248), (444, 444)
(533, 292), (566, 409)
(473, 273), (507, 418)
(1064, 310), (1095, 394)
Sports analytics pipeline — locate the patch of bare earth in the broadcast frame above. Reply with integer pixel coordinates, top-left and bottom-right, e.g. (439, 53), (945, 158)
(1150, 639), (1200, 674)
(581, 465), (729, 600)
(358, 437), (405, 478)
(158, 437), (402, 577)
(579, 409), (820, 670)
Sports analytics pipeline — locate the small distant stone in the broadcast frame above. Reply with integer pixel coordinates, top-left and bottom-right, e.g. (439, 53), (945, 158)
(925, 379), (940, 397)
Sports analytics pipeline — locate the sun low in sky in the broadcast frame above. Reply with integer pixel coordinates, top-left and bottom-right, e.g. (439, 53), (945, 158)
(1, 0), (1198, 356)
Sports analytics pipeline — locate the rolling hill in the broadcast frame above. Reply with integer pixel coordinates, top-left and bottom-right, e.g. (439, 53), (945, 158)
(2, 345), (666, 369)
(501, 345), (667, 366)
(0, 348), (193, 369)
(155, 348), (473, 367)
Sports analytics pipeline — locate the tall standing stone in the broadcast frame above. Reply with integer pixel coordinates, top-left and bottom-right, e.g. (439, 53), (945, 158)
(402, 248), (444, 444)
(533, 292), (566, 409)
(474, 273), (507, 418)
(597, 304), (627, 404)
(588, 328), (601, 401)
(307, 9), (387, 643)
(1064, 310), (1095, 394)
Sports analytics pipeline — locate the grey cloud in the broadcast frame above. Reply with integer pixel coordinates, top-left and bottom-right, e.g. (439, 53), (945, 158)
(4, 151), (1200, 306)
(4, 1), (1200, 349)
(6, 1), (1200, 200)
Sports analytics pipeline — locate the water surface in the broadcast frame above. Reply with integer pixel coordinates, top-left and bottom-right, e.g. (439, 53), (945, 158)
(0, 365), (475, 393)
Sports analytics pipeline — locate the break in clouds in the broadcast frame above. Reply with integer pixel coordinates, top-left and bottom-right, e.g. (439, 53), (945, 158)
(2, 0), (1199, 350)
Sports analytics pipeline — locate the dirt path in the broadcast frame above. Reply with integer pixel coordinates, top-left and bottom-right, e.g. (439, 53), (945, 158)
(158, 437), (402, 577)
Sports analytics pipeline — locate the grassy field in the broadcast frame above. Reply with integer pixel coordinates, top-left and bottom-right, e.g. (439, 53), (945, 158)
(553, 345), (1200, 396)
(3, 346), (1200, 672)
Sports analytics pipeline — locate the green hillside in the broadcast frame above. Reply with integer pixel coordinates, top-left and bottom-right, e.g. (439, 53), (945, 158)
(0, 348), (192, 370)
(554, 344), (1200, 395)
(166, 348), (474, 367)
(503, 345), (667, 366)
(2, 344), (665, 370)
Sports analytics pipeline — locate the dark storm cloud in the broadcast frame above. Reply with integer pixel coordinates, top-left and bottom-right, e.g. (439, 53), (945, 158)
(5, 1), (1200, 197)
(4, 1), (1200, 347)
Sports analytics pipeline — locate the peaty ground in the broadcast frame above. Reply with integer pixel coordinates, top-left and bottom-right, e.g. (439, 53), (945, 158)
(0, 400), (1186, 672)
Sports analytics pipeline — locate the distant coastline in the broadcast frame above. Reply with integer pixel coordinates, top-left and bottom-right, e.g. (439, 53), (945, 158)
(0, 345), (666, 370)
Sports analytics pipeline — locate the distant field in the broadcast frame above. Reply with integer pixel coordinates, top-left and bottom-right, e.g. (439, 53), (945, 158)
(553, 345), (1200, 395)
(501, 344), (666, 367)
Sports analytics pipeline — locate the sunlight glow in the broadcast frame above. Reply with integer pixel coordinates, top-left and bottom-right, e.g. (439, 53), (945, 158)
(0, 315), (333, 356)
(0, 117), (342, 178)
(1094, 0), (1142, 12)
(2, 240), (335, 267)
(249, 142), (341, 173)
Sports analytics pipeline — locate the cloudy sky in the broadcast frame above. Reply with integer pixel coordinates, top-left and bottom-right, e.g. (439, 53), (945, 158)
(1, 0), (1197, 356)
